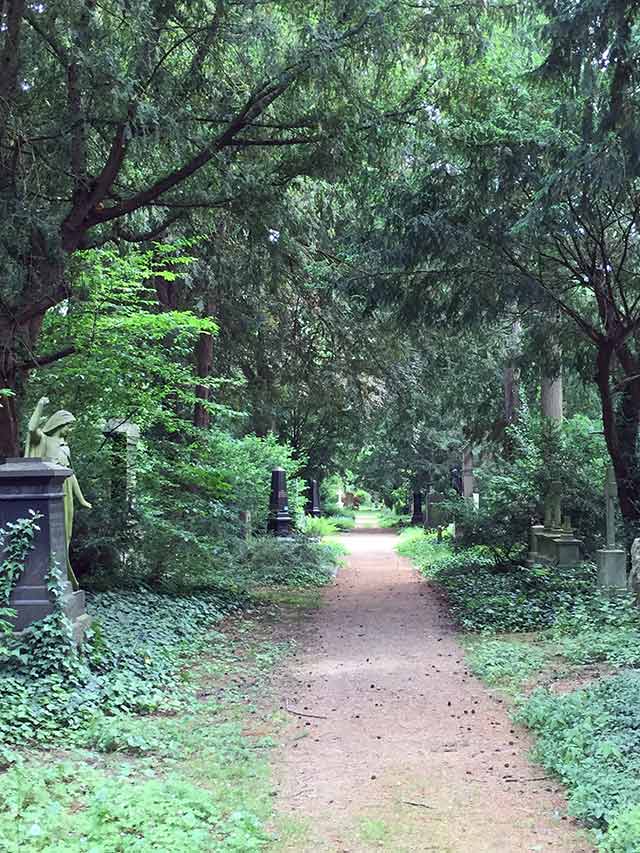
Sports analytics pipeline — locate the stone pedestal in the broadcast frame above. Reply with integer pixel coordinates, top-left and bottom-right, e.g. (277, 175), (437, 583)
(0, 458), (91, 642)
(267, 467), (292, 536)
(527, 525), (583, 567)
(596, 549), (627, 590)
(411, 491), (425, 525)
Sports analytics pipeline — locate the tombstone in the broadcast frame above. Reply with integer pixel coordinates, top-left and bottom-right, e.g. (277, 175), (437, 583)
(425, 492), (447, 529)
(306, 479), (321, 517)
(239, 510), (252, 541)
(450, 466), (463, 496)
(596, 465), (627, 590)
(462, 449), (475, 499)
(0, 458), (91, 642)
(102, 418), (141, 508)
(267, 467), (292, 536)
(411, 491), (425, 525)
(630, 538), (640, 601)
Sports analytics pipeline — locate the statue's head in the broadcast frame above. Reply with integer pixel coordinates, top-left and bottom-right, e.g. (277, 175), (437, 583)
(42, 410), (76, 437)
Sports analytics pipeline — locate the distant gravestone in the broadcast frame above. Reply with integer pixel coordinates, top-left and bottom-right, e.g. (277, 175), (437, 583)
(411, 491), (424, 525)
(267, 467), (292, 536)
(0, 458), (91, 642)
(102, 418), (141, 507)
(306, 479), (321, 517)
(596, 466), (627, 590)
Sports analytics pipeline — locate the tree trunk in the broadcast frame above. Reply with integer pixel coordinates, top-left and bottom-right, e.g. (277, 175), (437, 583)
(193, 298), (217, 429)
(596, 341), (640, 541)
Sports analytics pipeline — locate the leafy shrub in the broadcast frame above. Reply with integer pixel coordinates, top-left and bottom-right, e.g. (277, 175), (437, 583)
(378, 508), (410, 529)
(399, 534), (601, 632)
(304, 516), (339, 537)
(0, 587), (239, 753)
(552, 593), (640, 668)
(235, 536), (338, 588)
(0, 760), (270, 852)
(333, 516), (356, 531)
(517, 673), (640, 844)
(466, 639), (547, 686)
(448, 412), (609, 559)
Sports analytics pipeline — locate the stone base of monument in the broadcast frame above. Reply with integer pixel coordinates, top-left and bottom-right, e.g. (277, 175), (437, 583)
(1, 458), (92, 645)
(596, 549), (627, 591)
(527, 525), (583, 567)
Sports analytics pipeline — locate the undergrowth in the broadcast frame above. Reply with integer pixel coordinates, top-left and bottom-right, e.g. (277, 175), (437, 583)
(517, 673), (640, 850)
(0, 515), (336, 850)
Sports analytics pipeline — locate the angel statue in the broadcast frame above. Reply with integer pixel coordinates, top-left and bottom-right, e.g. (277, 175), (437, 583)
(25, 396), (92, 589)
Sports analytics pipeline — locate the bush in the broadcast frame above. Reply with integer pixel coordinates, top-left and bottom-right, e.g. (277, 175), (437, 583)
(398, 533), (604, 632)
(466, 639), (547, 686)
(517, 673), (640, 845)
(304, 516), (339, 537)
(234, 536), (338, 588)
(333, 516), (356, 531)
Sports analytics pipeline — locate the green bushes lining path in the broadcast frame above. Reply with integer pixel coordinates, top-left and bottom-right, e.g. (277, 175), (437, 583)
(398, 528), (640, 851)
(0, 536), (339, 757)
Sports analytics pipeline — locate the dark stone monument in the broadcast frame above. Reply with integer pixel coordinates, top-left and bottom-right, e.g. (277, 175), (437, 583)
(267, 467), (292, 536)
(0, 458), (91, 642)
(450, 466), (463, 496)
(306, 479), (321, 517)
(411, 491), (425, 525)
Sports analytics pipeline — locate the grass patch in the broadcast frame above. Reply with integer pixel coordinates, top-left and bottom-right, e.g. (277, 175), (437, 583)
(359, 817), (391, 846)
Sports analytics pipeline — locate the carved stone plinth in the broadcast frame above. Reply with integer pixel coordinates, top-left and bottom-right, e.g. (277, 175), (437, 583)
(0, 458), (90, 642)
(527, 526), (583, 567)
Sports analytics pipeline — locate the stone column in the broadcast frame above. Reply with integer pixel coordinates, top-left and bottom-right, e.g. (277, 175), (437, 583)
(267, 467), (292, 536)
(462, 449), (475, 499)
(0, 458), (91, 642)
(596, 465), (627, 590)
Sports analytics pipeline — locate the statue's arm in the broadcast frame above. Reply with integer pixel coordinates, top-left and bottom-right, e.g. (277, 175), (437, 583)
(70, 474), (92, 509)
(28, 396), (49, 439)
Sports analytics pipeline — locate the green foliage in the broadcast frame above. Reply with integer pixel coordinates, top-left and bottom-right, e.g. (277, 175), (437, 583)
(0, 761), (272, 853)
(517, 673), (640, 847)
(398, 532), (605, 633)
(332, 516), (356, 531)
(552, 595), (640, 669)
(304, 516), (339, 537)
(235, 537), (337, 589)
(450, 413), (609, 559)
(377, 508), (410, 529)
(466, 639), (547, 687)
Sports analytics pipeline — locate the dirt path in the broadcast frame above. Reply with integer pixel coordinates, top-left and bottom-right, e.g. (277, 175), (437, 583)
(273, 521), (593, 852)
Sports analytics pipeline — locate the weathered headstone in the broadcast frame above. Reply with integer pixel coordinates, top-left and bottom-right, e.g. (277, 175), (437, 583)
(102, 418), (141, 507)
(267, 467), (292, 536)
(630, 538), (640, 600)
(0, 458), (91, 642)
(462, 449), (475, 499)
(596, 465), (627, 590)
(306, 479), (321, 517)
(239, 510), (252, 540)
(411, 491), (424, 526)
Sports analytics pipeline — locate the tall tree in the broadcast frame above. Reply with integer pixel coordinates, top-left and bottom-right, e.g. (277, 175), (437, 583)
(0, 0), (413, 454)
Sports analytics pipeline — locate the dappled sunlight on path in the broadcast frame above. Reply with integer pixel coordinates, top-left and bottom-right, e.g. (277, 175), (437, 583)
(273, 527), (593, 852)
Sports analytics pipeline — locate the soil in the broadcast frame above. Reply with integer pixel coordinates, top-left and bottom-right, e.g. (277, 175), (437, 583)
(272, 521), (595, 852)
